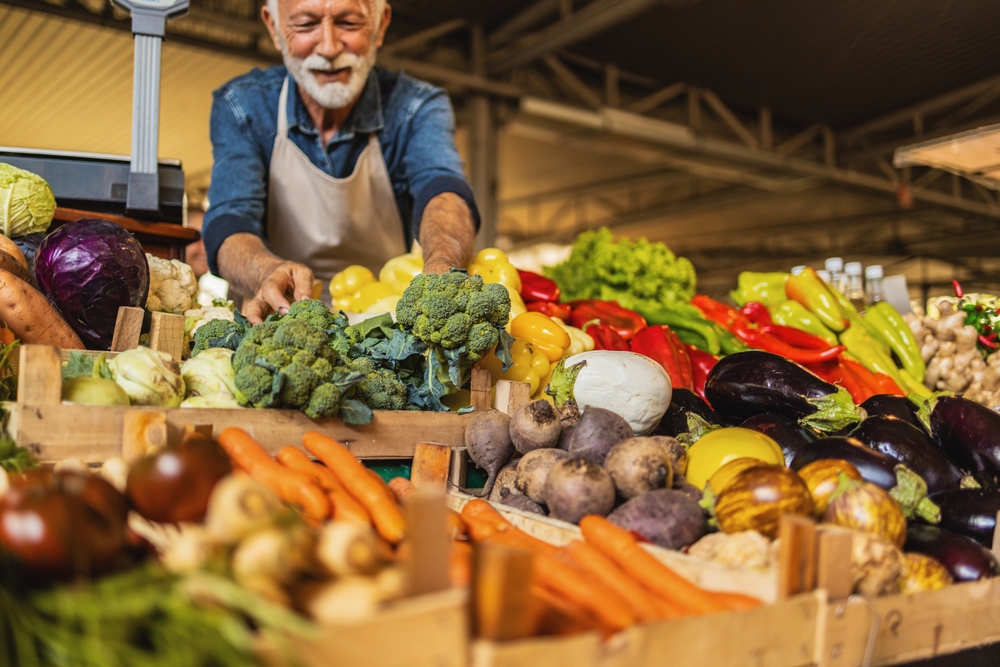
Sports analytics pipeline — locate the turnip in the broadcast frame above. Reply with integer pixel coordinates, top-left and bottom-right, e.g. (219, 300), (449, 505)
(488, 460), (521, 503)
(672, 478), (703, 504)
(516, 448), (569, 504)
(556, 423), (576, 451)
(465, 410), (515, 497)
(607, 489), (707, 550)
(567, 407), (633, 464)
(604, 437), (675, 500)
(510, 400), (562, 454)
(499, 488), (546, 515)
(544, 458), (615, 524)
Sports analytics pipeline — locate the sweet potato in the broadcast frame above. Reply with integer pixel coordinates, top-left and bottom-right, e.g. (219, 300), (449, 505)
(0, 268), (83, 348)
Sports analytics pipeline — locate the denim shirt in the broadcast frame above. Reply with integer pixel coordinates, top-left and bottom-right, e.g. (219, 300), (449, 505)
(202, 65), (479, 275)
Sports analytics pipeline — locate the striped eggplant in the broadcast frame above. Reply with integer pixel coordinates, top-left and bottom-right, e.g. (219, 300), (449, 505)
(713, 464), (814, 539)
(905, 525), (1000, 582)
(824, 475), (907, 548)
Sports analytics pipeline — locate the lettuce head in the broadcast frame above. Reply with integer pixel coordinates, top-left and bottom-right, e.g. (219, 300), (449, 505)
(0, 163), (56, 238)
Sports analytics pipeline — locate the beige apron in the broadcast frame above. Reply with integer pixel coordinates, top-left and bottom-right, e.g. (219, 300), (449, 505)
(268, 77), (407, 302)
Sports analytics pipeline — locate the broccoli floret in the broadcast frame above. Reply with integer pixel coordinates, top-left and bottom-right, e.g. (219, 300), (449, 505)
(466, 322), (500, 361)
(347, 357), (407, 411)
(191, 318), (247, 356)
(348, 356), (379, 376)
(244, 321), (278, 346)
(273, 319), (328, 354)
(394, 270), (511, 352)
(263, 348), (292, 370)
(292, 349), (316, 367)
(304, 383), (342, 420)
(311, 357), (334, 382)
(234, 365), (277, 408)
(277, 361), (320, 406)
(232, 342), (261, 373)
(284, 299), (346, 331)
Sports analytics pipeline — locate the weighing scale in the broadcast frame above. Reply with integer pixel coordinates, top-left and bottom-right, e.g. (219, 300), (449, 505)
(0, 0), (190, 223)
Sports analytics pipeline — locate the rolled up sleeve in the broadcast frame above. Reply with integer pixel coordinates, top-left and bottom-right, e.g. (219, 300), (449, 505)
(402, 91), (480, 240)
(203, 88), (269, 275)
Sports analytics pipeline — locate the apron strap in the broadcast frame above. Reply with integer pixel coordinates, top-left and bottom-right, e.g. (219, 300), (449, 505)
(277, 76), (291, 136)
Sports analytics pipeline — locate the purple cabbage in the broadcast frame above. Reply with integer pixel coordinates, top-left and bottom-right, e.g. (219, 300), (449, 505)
(35, 219), (149, 349)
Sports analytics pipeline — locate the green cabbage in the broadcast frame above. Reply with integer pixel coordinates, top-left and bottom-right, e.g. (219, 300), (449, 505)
(0, 163), (56, 238)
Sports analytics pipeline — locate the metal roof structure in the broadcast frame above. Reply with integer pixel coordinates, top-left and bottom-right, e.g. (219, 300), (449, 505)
(2, 0), (1000, 297)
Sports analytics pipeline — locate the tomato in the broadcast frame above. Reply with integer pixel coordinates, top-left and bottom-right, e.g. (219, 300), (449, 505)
(685, 428), (785, 489)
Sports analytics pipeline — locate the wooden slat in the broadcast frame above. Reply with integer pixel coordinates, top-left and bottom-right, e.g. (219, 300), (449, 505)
(993, 510), (1000, 556)
(121, 410), (167, 463)
(6, 403), (471, 463)
(403, 489), (452, 596)
(411, 442), (452, 488)
(148, 312), (185, 362)
(471, 368), (492, 412)
(52, 207), (200, 243)
(816, 526), (854, 602)
(111, 306), (144, 352)
(778, 515), (818, 599)
(471, 541), (536, 642)
(493, 380), (531, 416)
(17, 345), (61, 405)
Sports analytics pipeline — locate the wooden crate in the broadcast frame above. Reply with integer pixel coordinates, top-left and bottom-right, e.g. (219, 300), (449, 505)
(259, 589), (470, 667)
(817, 578), (1000, 667)
(7, 342), (470, 463)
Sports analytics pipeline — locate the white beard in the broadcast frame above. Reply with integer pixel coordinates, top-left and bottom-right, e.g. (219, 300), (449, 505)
(282, 48), (377, 110)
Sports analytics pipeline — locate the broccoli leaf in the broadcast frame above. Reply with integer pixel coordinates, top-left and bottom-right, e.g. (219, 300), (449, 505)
(0, 437), (36, 473)
(339, 398), (373, 425)
(353, 313), (396, 340)
(329, 369), (365, 394)
(496, 329), (515, 372)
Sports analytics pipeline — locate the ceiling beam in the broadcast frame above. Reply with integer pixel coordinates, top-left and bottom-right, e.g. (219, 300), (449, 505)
(488, 0), (561, 48)
(381, 18), (466, 56)
(377, 55), (522, 98)
(487, 0), (663, 73)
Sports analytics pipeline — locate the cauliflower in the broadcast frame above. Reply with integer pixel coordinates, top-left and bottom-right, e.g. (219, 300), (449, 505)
(146, 254), (198, 314)
(185, 304), (235, 336)
(181, 348), (237, 398)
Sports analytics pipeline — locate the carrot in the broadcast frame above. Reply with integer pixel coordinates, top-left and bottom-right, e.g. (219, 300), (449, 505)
(387, 476), (416, 503)
(218, 429), (330, 522)
(450, 540), (472, 587)
(563, 540), (663, 623)
(303, 432), (407, 544)
(531, 584), (601, 636)
(461, 502), (557, 554)
(0, 328), (14, 346)
(276, 446), (371, 524)
(711, 591), (763, 611)
(461, 499), (511, 531)
(530, 548), (636, 632)
(579, 515), (729, 615)
(462, 515), (501, 542)
(0, 269), (84, 348)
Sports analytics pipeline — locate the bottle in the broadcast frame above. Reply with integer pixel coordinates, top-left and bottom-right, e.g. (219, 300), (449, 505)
(825, 257), (845, 294)
(865, 265), (885, 306)
(816, 269), (832, 284)
(790, 265), (806, 276)
(844, 262), (866, 312)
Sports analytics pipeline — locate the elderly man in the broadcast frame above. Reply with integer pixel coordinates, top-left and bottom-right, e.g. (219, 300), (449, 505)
(202, 0), (478, 323)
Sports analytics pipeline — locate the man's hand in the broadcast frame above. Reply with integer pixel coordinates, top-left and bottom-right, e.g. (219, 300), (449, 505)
(217, 233), (315, 324)
(423, 256), (458, 275)
(419, 193), (477, 276)
(243, 260), (315, 324)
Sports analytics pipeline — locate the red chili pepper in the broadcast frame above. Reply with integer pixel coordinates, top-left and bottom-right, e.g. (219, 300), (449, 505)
(836, 362), (875, 404)
(953, 279), (964, 299)
(685, 345), (718, 400)
(692, 295), (845, 364)
(568, 300), (646, 341)
(526, 300), (573, 321)
(631, 325), (694, 390)
(517, 270), (561, 303)
(842, 357), (903, 398)
(979, 334), (1000, 350)
(758, 324), (833, 351)
(583, 322), (630, 351)
(739, 302), (773, 326)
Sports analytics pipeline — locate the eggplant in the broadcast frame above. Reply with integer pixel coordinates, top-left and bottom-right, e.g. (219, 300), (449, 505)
(930, 488), (1000, 547)
(740, 413), (818, 466)
(790, 437), (898, 490)
(859, 394), (924, 430)
(705, 351), (864, 432)
(904, 524), (1000, 582)
(850, 417), (965, 494)
(922, 394), (1000, 487)
(654, 388), (717, 438)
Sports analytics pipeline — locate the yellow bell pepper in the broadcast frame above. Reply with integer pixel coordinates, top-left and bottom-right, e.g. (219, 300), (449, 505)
(330, 265), (375, 299)
(480, 339), (550, 396)
(468, 248), (522, 294)
(349, 281), (397, 312)
(364, 294), (401, 315)
(510, 312), (571, 363)
(379, 252), (424, 294)
(551, 317), (595, 356)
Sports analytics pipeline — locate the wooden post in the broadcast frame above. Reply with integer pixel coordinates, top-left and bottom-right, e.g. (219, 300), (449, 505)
(777, 515), (817, 599)
(110, 306), (144, 352)
(993, 510), (1000, 557)
(817, 525), (854, 601)
(148, 312), (185, 362)
(470, 368), (492, 412)
(493, 380), (531, 416)
(471, 541), (536, 641)
(403, 488), (452, 596)
(17, 345), (62, 405)
(122, 410), (168, 463)
(411, 442), (452, 488)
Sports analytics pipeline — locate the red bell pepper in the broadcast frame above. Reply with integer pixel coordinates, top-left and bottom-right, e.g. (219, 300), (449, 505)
(631, 325), (694, 390)
(686, 345), (718, 400)
(739, 301), (773, 326)
(804, 359), (870, 405)
(517, 270), (561, 303)
(526, 300), (573, 321)
(691, 295), (845, 364)
(583, 322), (630, 351)
(568, 300), (646, 341)
(840, 357), (905, 397)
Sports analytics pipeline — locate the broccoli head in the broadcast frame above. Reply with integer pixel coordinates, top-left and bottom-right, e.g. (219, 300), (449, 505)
(466, 322), (500, 361)
(283, 299), (348, 331)
(347, 356), (407, 411)
(395, 270), (511, 351)
(234, 365), (277, 408)
(303, 383), (343, 420)
(190, 318), (247, 356)
(272, 319), (329, 355)
(276, 361), (321, 406)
